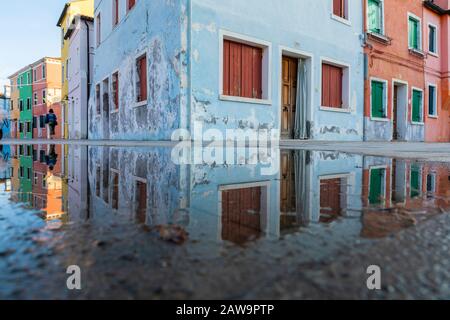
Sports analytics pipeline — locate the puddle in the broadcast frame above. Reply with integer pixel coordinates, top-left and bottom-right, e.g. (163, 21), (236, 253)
(0, 144), (449, 299)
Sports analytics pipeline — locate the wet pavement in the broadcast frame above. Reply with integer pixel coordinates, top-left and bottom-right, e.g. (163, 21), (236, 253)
(0, 143), (450, 299)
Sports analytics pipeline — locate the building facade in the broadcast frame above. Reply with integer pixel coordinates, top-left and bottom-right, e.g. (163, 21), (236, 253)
(67, 15), (94, 139)
(89, 0), (365, 141)
(31, 58), (62, 139)
(0, 93), (10, 139)
(8, 75), (20, 139)
(18, 68), (33, 139)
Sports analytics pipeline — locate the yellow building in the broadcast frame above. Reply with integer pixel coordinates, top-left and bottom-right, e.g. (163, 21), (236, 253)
(57, 0), (94, 139)
(57, 0), (94, 216)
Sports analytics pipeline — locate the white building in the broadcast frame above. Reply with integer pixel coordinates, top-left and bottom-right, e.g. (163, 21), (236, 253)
(67, 14), (94, 139)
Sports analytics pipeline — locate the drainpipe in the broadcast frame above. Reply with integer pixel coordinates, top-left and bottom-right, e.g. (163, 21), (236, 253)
(84, 18), (91, 140)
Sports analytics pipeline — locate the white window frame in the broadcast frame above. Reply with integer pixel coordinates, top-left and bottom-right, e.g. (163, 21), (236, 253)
(411, 87), (425, 125)
(110, 69), (120, 113)
(331, 0), (351, 26)
(319, 57), (352, 113)
(426, 172), (436, 193)
(134, 51), (148, 107)
(370, 77), (389, 121)
(410, 164), (423, 197)
(427, 83), (438, 118)
(366, 0), (385, 35)
(42, 89), (47, 104)
(407, 12), (422, 51)
(219, 29), (272, 106)
(428, 23), (438, 56)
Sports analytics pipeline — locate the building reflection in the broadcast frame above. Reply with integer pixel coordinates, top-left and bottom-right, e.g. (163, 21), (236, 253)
(7, 145), (450, 245)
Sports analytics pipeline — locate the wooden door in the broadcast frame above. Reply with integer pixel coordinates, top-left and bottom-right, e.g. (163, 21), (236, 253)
(280, 151), (296, 214)
(281, 56), (298, 138)
(320, 178), (342, 223)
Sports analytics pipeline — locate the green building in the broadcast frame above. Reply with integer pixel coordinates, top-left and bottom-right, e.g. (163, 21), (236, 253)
(19, 145), (33, 205)
(18, 68), (33, 139)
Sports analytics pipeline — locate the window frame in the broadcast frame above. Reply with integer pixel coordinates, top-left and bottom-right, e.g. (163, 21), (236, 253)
(370, 77), (389, 121)
(367, 0), (385, 35)
(408, 13), (422, 51)
(427, 83), (438, 118)
(319, 57), (351, 113)
(96, 13), (101, 47)
(111, 70), (120, 113)
(368, 165), (387, 206)
(134, 52), (148, 106)
(113, 0), (120, 27)
(411, 87), (424, 125)
(428, 23), (438, 56)
(219, 30), (272, 106)
(331, 0), (351, 25)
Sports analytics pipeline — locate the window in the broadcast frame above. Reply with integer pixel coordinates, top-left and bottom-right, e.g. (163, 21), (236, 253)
(62, 65), (65, 84)
(26, 98), (31, 110)
(412, 89), (423, 123)
(333, 0), (347, 19)
(26, 73), (30, 85)
(42, 64), (46, 79)
(368, 0), (383, 34)
(369, 167), (386, 205)
(428, 84), (437, 117)
(34, 93), (38, 105)
(222, 40), (263, 99)
(112, 72), (119, 110)
(42, 176), (46, 188)
(32, 149), (37, 161)
(321, 62), (349, 109)
(111, 171), (119, 210)
(40, 150), (45, 163)
(96, 84), (101, 114)
(128, 0), (136, 12)
(19, 122), (23, 133)
(33, 116), (37, 129)
(27, 121), (32, 133)
(11, 100), (13, 111)
(408, 15), (421, 50)
(19, 99), (23, 111)
(429, 24), (437, 54)
(113, 0), (119, 26)
(136, 54), (147, 103)
(39, 115), (46, 128)
(371, 79), (387, 118)
(19, 166), (24, 178)
(410, 165), (421, 198)
(66, 60), (69, 79)
(96, 13), (101, 47)
(42, 90), (46, 104)
(27, 168), (31, 180)
(33, 69), (37, 82)
(34, 173), (38, 185)
(427, 173), (436, 193)
(103, 78), (110, 113)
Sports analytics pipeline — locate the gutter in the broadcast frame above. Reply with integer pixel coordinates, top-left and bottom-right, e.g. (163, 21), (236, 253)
(424, 1), (450, 15)
(83, 18), (91, 140)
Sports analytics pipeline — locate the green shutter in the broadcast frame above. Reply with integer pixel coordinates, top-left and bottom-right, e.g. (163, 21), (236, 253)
(410, 167), (420, 198)
(371, 81), (385, 118)
(409, 18), (419, 49)
(369, 168), (385, 205)
(368, 0), (381, 34)
(412, 90), (422, 122)
(428, 86), (435, 116)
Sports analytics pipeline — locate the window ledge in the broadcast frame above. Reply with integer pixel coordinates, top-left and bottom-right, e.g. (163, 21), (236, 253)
(428, 115), (438, 119)
(411, 121), (425, 126)
(320, 106), (352, 114)
(409, 48), (425, 58)
(134, 100), (148, 108)
(366, 32), (391, 45)
(219, 95), (272, 105)
(330, 14), (351, 26)
(110, 109), (119, 114)
(428, 51), (439, 58)
(370, 117), (389, 122)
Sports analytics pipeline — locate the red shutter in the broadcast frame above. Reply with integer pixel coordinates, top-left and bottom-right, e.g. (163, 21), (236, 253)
(322, 63), (343, 108)
(223, 40), (262, 99)
(139, 56), (147, 102)
(114, 0), (119, 25)
(333, 0), (344, 18)
(128, 0), (136, 11)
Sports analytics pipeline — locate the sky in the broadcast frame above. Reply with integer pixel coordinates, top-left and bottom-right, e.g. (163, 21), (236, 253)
(0, 0), (66, 94)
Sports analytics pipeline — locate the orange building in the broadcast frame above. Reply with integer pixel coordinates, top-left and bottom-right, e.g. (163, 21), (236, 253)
(364, 0), (426, 142)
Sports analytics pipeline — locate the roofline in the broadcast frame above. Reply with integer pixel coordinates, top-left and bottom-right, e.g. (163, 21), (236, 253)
(64, 14), (94, 40)
(424, 1), (450, 15)
(8, 57), (62, 79)
(57, 3), (71, 27)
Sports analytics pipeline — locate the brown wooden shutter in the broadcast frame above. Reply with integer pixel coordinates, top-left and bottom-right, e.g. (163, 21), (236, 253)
(139, 56), (147, 102)
(322, 63), (343, 108)
(333, 0), (344, 18)
(223, 40), (262, 99)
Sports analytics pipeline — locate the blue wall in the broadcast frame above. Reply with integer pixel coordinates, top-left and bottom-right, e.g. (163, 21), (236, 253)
(0, 97), (10, 138)
(190, 0), (364, 141)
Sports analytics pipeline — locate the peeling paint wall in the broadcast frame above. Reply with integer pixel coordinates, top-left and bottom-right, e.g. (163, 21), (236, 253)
(190, 0), (364, 141)
(90, 0), (189, 140)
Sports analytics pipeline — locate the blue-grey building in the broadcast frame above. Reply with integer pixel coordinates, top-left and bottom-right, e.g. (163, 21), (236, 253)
(90, 0), (364, 141)
(0, 93), (10, 139)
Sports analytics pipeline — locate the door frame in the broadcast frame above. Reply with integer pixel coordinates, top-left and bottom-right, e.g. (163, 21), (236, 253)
(278, 46), (313, 140)
(391, 79), (409, 141)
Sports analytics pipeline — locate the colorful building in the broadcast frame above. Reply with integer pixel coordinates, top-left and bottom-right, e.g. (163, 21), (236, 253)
(423, 0), (450, 142)
(0, 92), (10, 139)
(66, 15), (94, 139)
(18, 68), (33, 139)
(31, 57), (62, 139)
(89, 0), (364, 141)
(8, 75), (20, 139)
